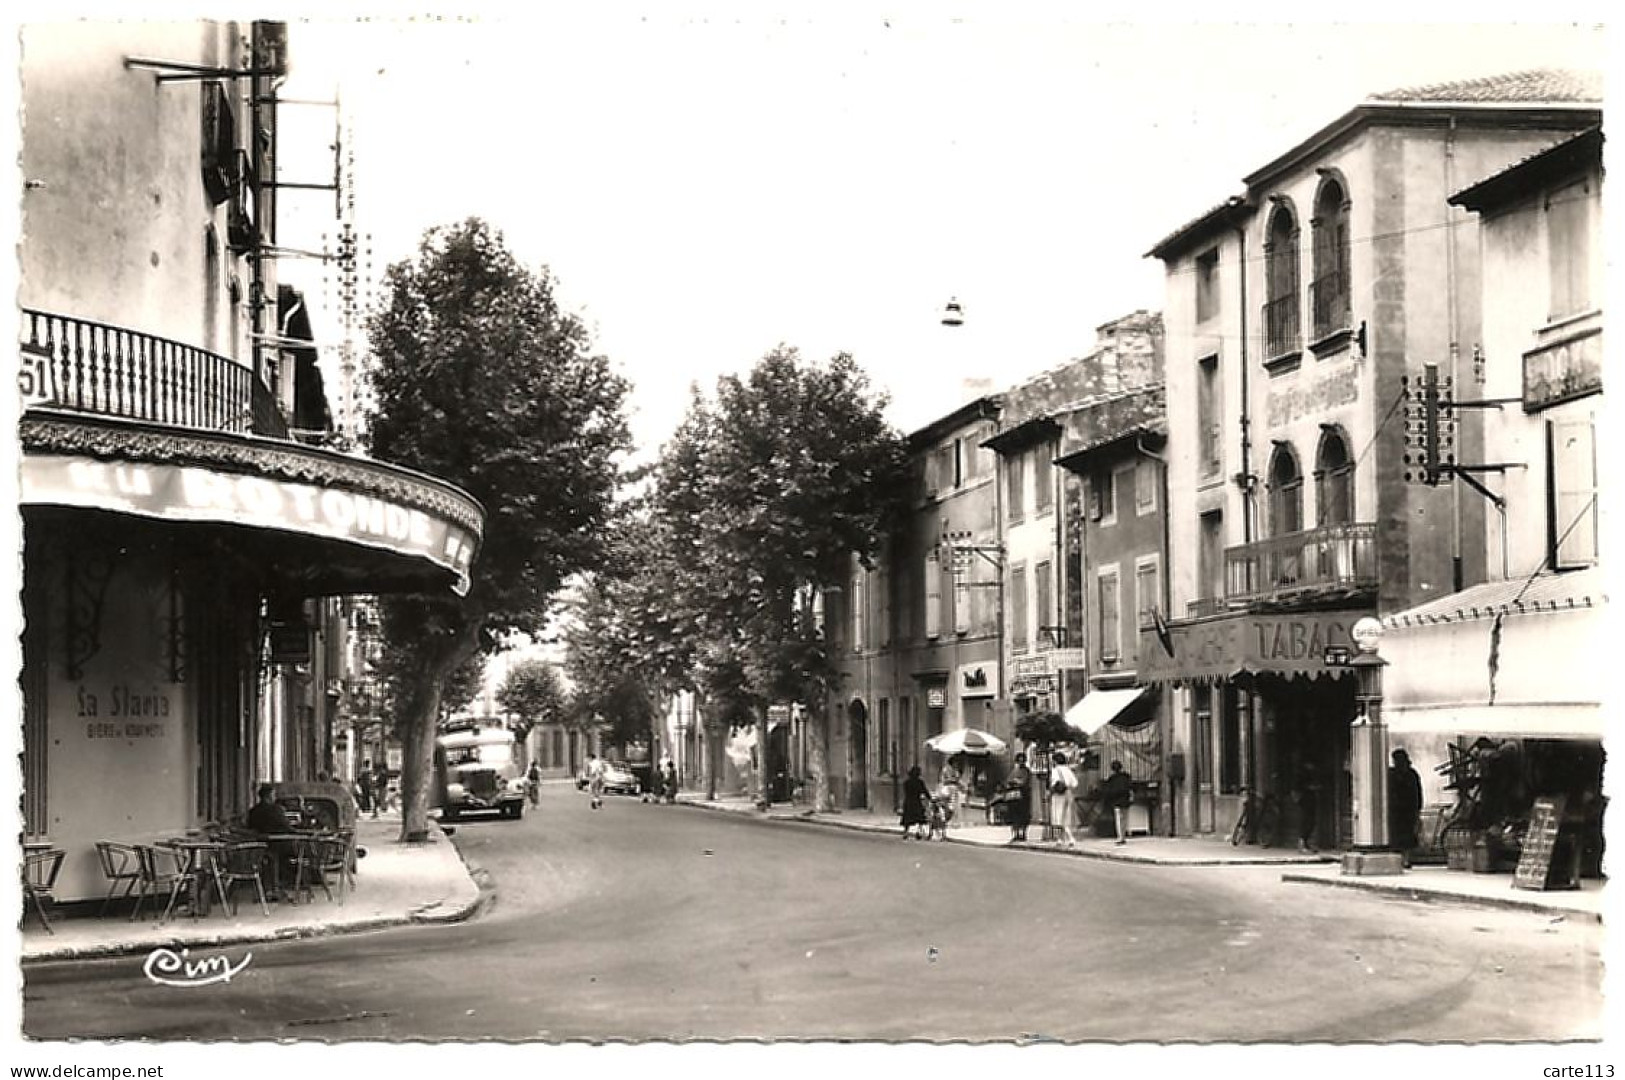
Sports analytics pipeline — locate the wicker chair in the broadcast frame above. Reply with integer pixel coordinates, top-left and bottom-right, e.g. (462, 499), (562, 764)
(218, 840), (271, 916)
(22, 849), (65, 934)
(94, 840), (142, 918)
(129, 844), (183, 922)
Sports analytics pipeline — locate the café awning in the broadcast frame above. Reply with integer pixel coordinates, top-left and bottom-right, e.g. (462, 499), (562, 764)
(21, 411), (484, 596)
(1380, 567), (1605, 740)
(1139, 607), (1366, 685)
(1064, 687), (1148, 736)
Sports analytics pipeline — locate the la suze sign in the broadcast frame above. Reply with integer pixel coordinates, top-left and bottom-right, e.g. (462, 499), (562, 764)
(23, 455), (476, 592)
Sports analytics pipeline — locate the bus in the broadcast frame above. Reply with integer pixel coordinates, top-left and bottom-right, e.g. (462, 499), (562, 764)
(434, 718), (527, 821)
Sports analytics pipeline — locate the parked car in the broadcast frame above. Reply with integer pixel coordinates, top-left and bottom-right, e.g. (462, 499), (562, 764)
(576, 760), (642, 796)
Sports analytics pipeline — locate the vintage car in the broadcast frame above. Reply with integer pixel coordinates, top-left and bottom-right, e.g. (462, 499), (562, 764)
(575, 760), (642, 796)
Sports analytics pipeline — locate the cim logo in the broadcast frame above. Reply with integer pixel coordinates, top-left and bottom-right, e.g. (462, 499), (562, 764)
(143, 947), (253, 988)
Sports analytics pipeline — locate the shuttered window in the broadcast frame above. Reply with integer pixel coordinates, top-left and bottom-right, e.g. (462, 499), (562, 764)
(1551, 417), (1598, 568)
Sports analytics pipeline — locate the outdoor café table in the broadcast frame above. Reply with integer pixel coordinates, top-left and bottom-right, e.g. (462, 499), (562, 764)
(158, 838), (229, 920)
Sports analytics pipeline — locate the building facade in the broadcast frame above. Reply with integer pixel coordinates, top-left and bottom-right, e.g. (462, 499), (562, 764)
(1143, 70), (1602, 847)
(18, 21), (484, 901)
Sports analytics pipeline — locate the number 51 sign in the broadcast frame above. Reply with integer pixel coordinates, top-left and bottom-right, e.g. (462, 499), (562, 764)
(18, 343), (59, 408)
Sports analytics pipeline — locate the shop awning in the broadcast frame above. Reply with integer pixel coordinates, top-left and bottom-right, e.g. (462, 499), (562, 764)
(1064, 687), (1147, 736)
(1380, 567), (1605, 740)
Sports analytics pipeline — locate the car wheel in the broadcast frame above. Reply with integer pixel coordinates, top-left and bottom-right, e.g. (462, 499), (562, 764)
(442, 806), (458, 822)
(512, 802), (524, 820)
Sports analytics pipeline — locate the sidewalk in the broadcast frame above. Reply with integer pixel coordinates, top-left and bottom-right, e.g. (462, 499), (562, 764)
(678, 793), (1605, 923)
(20, 816), (483, 963)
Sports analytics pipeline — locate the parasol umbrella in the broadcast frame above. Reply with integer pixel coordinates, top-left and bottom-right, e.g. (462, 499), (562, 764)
(925, 728), (1007, 756)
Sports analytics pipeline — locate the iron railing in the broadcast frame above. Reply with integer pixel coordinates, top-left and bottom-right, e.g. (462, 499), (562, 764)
(21, 309), (256, 434)
(1309, 268), (1352, 342)
(1262, 293), (1301, 361)
(1223, 521), (1377, 605)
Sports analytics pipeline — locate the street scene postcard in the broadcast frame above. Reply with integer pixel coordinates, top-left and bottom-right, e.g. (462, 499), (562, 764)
(4, 8), (1616, 1078)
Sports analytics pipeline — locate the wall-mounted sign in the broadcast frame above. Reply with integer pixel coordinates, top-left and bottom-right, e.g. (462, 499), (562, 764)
(22, 455), (477, 594)
(1265, 365), (1359, 428)
(956, 661), (1000, 698)
(1141, 609), (1363, 683)
(1523, 328), (1602, 411)
(926, 687), (947, 709)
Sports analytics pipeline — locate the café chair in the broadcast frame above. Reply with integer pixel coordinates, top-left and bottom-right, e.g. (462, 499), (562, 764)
(219, 840), (271, 917)
(94, 840), (143, 918)
(22, 848), (65, 935)
(130, 844), (184, 922)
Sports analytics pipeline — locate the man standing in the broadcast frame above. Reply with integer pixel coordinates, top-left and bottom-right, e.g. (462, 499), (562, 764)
(586, 754), (607, 810)
(1100, 759), (1134, 845)
(1388, 748), (1424, 866)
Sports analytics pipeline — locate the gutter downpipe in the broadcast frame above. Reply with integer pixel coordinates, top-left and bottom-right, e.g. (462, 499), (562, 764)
(1235, 206), (1255, 545)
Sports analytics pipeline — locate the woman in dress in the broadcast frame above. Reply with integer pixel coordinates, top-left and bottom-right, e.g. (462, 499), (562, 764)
(900, 765), (931, 840)
(1003, 753), (1033, 843)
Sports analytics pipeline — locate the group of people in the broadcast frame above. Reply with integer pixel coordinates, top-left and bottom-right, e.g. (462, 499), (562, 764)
(899, 751), (1136, 846)
(354, 760), (393, 819)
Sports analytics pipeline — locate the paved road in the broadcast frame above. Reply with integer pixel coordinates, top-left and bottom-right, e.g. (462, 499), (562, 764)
(22, 789), (1602, 1041)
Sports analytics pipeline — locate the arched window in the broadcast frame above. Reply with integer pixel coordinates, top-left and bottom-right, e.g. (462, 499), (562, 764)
(1311, 177), (1352, 340)
(1268, 443), (1303, 536)
(1264, 203), (1301, 359)
(1315, 428), (1354, 526)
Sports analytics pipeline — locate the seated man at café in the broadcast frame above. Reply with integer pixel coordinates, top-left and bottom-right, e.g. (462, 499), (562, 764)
(245, 784), (297, 898)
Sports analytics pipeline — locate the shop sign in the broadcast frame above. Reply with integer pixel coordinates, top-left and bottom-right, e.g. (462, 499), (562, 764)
(22, 455), (477, 594)
(956, 661), (999, 699)
(926, 687), (947, 709)
(1140, 610), (1361, 683)
(1523, 327), (1601, 411)
(1010, 654), (1053, 678)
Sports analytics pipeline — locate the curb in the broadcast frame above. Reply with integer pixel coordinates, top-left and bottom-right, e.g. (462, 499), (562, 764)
(21, 824), (486, 965)
(676, 798), (1336, 867)
(1281, 871), (1604, 923)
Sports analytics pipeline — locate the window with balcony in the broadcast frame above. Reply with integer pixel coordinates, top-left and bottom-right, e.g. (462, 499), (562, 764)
(1195, 247), (1221, 324)
(1310, 177), (1352, 344)
(1268, 443), (1303, 538)
(1314, 427), (1354, 526)
(1263, 202), (1302, 368)
(1197, 354), (1221, 480)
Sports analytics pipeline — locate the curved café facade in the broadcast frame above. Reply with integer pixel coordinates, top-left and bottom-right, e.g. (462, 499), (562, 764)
(1140, 606), (1364, 845)
(20, 410), (484, 902)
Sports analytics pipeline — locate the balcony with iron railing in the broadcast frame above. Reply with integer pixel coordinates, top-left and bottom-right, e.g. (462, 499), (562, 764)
(20, 308), (286, 437)
(1262, 293), (1302, 368)
(1309, 268), (1352, 346)
(1223, 522), (1377, 607)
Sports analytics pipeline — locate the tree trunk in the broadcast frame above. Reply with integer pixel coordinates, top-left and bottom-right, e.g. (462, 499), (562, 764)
(807, 694), (832, 812)
(397, 634), (481, 843)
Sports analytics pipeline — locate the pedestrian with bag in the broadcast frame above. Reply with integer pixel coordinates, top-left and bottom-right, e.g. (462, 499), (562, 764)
(1048, 751), (1080, 848)
(1002, 753), (1033, 843)
(1100, 759), (1134, 844)
(900, 765), (931, 840)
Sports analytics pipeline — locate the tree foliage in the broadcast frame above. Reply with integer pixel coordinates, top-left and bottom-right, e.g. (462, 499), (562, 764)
(1014, 710), (1075, 749)
(494, 656), (566, 744)
(365, 218), (631, 839)
(577, 348), (908, 808)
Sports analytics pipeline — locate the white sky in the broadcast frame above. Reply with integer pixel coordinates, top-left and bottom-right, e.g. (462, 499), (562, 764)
(269, 12), (1609, 459)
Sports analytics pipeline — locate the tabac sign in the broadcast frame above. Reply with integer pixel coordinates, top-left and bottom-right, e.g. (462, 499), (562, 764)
(1138, 610), (1364, 684)
(22, 455), (478, 594)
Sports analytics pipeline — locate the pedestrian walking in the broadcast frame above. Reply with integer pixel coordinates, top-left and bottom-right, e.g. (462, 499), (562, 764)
(1048, 752), (1080, 848)
(662, 761), (678, 805)
(1388, 748), (1424, 865)
(900, 765), (930, 840)
(356, 759), (375, 816)
(371, 762), (390, 818)
(586, 754), (607, 810)
(526, 761), (542, 807)
(1002, 753), (1033, 843)
(1100, 759), (1134, 845)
